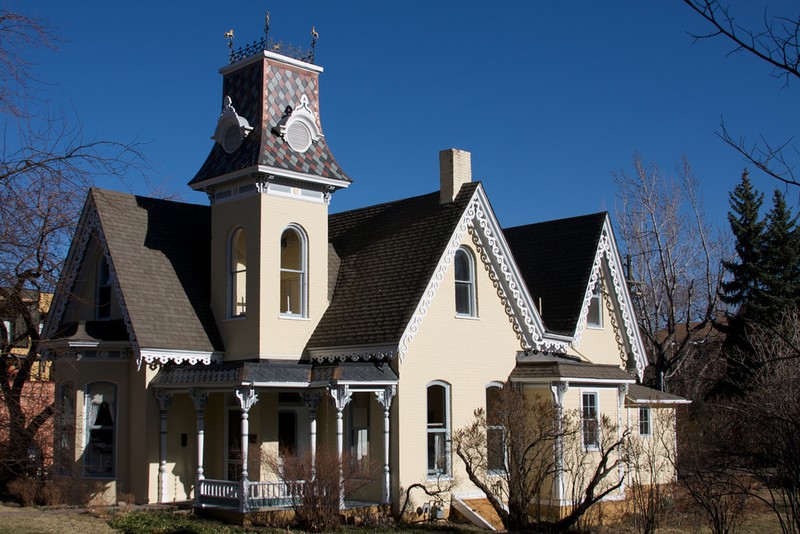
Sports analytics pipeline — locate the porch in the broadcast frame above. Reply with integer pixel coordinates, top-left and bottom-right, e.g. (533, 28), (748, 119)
(149, 361), (398, 511)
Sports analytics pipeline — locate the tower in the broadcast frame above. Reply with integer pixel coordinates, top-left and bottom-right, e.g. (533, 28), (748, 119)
(189, 33), (350, 361)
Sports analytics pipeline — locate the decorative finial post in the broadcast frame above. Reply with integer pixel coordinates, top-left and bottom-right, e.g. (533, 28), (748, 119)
(265, 11), (270, 41)
(310, 26), (319, 63)
(225, 29), (235, 62)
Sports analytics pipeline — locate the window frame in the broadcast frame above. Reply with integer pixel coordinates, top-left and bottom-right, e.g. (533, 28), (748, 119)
(586, 280), (603, 328)
(228, 227), (247, 318)
(96, 255), (113, 320)
(454, 247), (477, 318)
(426, 380), (451, 479)
(279, 225), (308, 318)
(581, 390), (600, 451)
(639, 406), (652, 437)
(485, 382), (505, 474)
(83, 381), (117, 478)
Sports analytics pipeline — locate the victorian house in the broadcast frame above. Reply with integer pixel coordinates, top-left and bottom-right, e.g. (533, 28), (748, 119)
(42, 33), (685, 523)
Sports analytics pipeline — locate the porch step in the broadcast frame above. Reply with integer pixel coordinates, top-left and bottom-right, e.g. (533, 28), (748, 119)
(452, 497), (503, 531)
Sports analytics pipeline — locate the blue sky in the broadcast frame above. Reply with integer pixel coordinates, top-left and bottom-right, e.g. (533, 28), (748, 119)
(14, 1), (800, 230)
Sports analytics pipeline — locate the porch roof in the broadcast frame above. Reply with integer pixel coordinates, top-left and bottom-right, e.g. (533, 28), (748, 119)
(509, 355), (635, 385)
(626, 384), (690, 405)
(150, 360), (398, 389)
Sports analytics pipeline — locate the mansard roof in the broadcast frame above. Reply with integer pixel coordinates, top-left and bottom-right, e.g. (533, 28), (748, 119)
(88, 189), (223, 354)
(504, 212), (607, 335)
(306, 182), (480, 350)
(189, 54), (350, 188)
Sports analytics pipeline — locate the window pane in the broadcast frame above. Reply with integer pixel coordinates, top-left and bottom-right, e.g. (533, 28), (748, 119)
(487, 427), (505, 472)
(486, 386), (501, 426)
(587, 283), (602, 326)
(639, 407), (651, 435)
(427, 385), (445, 426)
(582, 393), (598, 448)
(428, 432), (447, 474)
(281, 229), (302, 270)
(280, 272), (302, 314)
(230, 229), (246, 317)
(455, 282), (472, 315)
(454, 250), (470, 281)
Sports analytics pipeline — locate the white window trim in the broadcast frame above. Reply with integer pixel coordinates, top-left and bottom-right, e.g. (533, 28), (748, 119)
(639, 406), (652, 437)
(426, 380), (452, 479)
(83, 381), (117, 479)
(485, 382), (505, 475)
(580, 389), (600, 451)
(280, 224), (308, 319)
(96, 255), (113, 321)
(454, 247), (478, 318)
(586, 281), (603, 329)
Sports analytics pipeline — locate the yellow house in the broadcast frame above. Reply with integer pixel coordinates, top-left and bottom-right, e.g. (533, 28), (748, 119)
(41, 34), (686, 521)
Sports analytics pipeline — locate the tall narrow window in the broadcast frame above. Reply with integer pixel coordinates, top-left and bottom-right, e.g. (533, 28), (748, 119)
(581, 392), (599, 450)
(280, 226), (307, 317)
(230, 228), (247, 317)
(427, 381), (451, 477)
(97, 255), (112, 320)
(486, 384), (505, 473)
(454, 247), (476, 317)
(56, 382), (75, 475)
(586, 280), (602, 328)
(639, 407), (651, 437)
(84, 382), (116, 477)
(348, 393), (370, 478)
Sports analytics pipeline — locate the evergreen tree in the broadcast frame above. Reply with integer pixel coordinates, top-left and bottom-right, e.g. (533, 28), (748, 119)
(721, 169), (766, 314)
(760, 189), (800, 317)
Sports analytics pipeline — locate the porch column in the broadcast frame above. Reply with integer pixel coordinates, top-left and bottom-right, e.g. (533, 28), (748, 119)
(154, 389), (172, 504)
(303, 392), (322, 478)
(375, 385), (397, 504)
(329, 385), (352, 509)
(549, 381), (569, 506)
(189, 388), (208, 507)
(235, 386), (258, 513)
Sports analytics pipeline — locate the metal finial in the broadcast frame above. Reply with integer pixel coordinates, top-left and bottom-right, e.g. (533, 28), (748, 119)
(225, 29), (235, 61)
(265, 11), (270, 40)
(310, 26), (318, 62)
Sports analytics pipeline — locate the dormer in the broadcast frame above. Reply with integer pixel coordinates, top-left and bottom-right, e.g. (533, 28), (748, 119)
(193, 28), (351, 362)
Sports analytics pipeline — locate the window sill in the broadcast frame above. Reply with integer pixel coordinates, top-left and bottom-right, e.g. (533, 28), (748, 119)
(225, 315), (247, 322)
(454, 314), (480, 320)
(586, 324), (604, 330)
(279, 314), (310, 321)
(426, 474), (453, 482)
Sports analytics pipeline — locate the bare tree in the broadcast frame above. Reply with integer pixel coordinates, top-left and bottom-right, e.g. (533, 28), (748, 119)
(681, 0), (800, 186)
(0, 9), (143, 491)
(614, 155), (726, 393)
(453, 383), (629, 533)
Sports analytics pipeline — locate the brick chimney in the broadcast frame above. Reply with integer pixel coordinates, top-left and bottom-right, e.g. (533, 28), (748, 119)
(439, 149), (472, 204)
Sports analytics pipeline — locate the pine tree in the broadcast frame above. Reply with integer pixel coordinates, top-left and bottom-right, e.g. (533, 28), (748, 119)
(721, 169), (766, 313)
(760, 189), (800, 317)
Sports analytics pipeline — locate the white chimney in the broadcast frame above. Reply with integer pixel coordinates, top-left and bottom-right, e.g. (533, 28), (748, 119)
(439, 148), (472, 204)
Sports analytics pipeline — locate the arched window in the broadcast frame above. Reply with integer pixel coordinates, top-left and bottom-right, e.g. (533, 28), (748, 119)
(486, 383), (505, 472)
(84, 382), (117, 477)
(427, 381), (451, 477)
(96, 255), (113, 320)
(587, 280), (602, 328)
(56, 382), (75, 475)
(280, 226), (307, 317)
(454, 247), (476, 317)
(229, 228), (247, 317)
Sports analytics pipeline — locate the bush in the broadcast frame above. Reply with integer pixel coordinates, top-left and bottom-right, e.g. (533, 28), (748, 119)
(107, 510), (252, 534)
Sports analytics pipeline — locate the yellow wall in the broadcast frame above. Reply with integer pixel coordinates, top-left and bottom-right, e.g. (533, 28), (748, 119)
(210, 191), (329, 361)
(624, 406), (678, 486)
(395, 235), (523, 507)
(566, 275), (627, 369)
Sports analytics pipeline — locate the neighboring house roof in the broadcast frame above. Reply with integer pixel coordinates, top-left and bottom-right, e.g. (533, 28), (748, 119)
(84, 189), (223, 355)
(626, 383), (690, 405)
(307, 182), (480, 350)
(504, 212), (607, 335)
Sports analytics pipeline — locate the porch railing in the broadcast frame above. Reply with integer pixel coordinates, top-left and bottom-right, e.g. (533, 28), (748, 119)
(197, 478), (305, 510)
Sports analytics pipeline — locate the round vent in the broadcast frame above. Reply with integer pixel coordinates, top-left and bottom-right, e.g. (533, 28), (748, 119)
(222, 124), (244, 153)
(285, 121), (312, 153)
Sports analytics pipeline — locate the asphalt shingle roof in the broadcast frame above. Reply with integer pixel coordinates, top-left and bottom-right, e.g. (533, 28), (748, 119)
(504, 212), (607, 335)
(89, 189), (224, 353)
(307, 183), (480, 349)
(626, 384), (689, 404)
(510, 358), (634, 382)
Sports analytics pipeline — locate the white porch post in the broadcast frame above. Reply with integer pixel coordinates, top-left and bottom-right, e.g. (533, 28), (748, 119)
(303, 392), (321, 478)
(154, 389), (172, 504)
(375, 385), (396, 504)
(189, 388), (208, 507)
(235, 386), (258, 513)
(549, 381), (569, 506)
(329, 385), (352, 509)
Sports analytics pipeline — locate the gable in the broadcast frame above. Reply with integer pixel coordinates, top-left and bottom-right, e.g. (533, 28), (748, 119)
(45, 189), (224, 367)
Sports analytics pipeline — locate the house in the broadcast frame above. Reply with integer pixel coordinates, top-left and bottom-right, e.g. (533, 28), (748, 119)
(41, 33), (685, 521)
